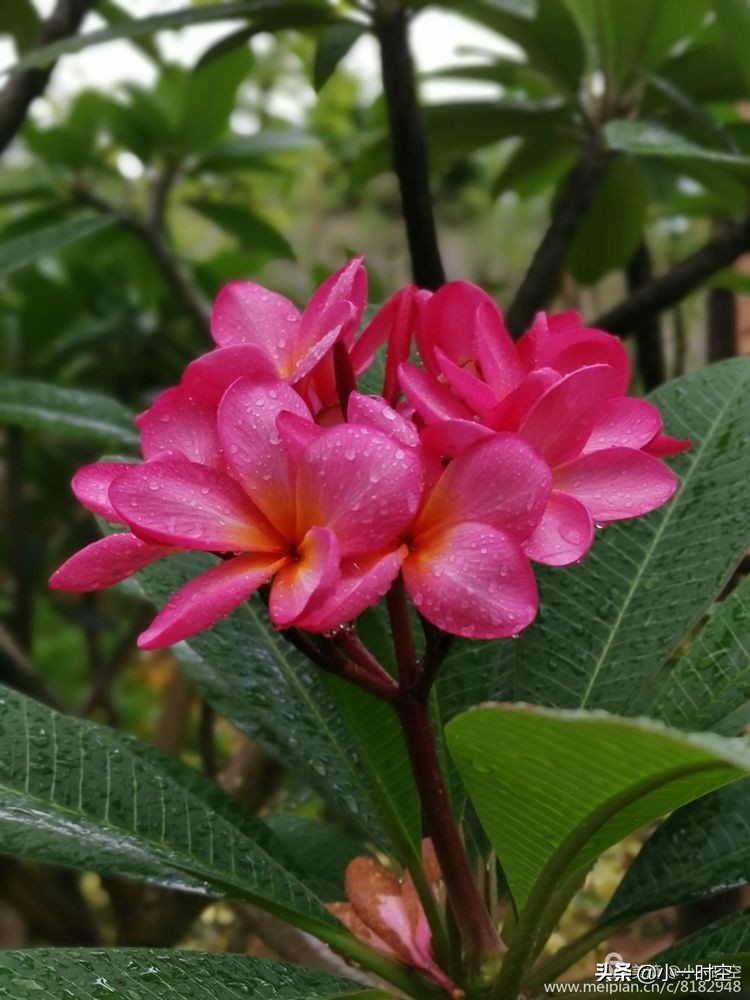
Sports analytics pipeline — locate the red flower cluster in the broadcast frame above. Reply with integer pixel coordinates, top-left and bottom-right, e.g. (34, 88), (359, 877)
(51, 260), (687, 646)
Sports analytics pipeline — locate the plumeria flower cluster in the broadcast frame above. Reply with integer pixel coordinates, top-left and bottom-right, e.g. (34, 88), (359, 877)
(51, 258), (687, 647)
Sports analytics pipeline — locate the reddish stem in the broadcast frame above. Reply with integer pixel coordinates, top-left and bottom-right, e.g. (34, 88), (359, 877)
(386, 575), (419, 689)
(333, 340), (356, 417)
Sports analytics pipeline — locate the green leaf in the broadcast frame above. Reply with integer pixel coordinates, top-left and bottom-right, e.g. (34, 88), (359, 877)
(493, 138), (578, 199)
(0, 685), (338, 937)
(187, 198), (294, 261)
(4, 1), (323, 73)
(0, 379), (138, 447)
(494, 359), (750, 714)
(709, 268), (750, 296)
(0, 214), (115, 282)
(0, 0), (41, 53)
(321, 673), (422, 862)
(604, 120), (750, 169)
(195, 130), (319, 172)
(714, 0), (750, 92)
(314, 22), (366, 91)
(177, 46), (254, 151)
(0, 950), (382, 999)
(116, 548), (392, 849)
(267, 813), (365, 899)
(567, 158), (649, 284)
(446, 703), (750, 912)
(602, 779), (750, 927)
(649, 575), (750, 735)
(446, 0), (584, 92)
(98, 0), (163, 63)
(649, 908), (750, 966)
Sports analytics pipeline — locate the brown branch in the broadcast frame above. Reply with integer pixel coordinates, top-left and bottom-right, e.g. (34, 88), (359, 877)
(0, 0), (98, 158)
(72, 180), (211, 332)
(506, 141), (611, 337)
(626, 241), (666, 390)
(375, 1), (445, 290)
(595, 215), (750, 338)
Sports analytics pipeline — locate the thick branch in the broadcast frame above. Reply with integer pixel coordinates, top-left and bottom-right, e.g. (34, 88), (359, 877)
(596, 215), (750, 337)
(626, 241), (666, 389)
(375, 3), (445, 290)
(506, 142), (611, 337)
(0, 0), (98, 157)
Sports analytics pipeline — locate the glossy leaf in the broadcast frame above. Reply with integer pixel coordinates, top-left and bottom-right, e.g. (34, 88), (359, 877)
(649, 908), (750, 965)
(0, 214), (115, 282)
(0, 378), (138, 446)
(497, 359), (750, 713)
(0, 685), (338, 936)
(446, 703), (750, 911)
(5, 1), (325, 73)
(117, 548), (391, 849)
(649, 575), (750, 735)
(187, 198), (294, 261)
(268, 813), (366, 899)
(604, 120), (750, 169)
(603, 780), (750, 927)
(314, 22), (367, 91)
(567, 158), (649, 284)
(0, 950), (382, 999)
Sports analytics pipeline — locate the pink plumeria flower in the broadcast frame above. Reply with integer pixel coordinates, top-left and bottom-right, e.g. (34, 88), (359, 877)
(328, 841), (463, 999)
(177, 258), (367, 410)
(51, 376), (423, 647)
(402, 282), (689, 567)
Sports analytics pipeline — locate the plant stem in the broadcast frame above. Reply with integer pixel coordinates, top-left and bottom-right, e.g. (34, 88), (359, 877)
(398, 698), (502, 992)
(283, 627), (399, 703)
(387, 575), (419, 688)
(525, 921), (617, 991)
(375, 0), (445, 290)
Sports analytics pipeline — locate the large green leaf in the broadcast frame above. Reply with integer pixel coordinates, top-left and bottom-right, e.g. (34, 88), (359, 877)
(602, 779), (750, 927)
(604, 120), (750, 169)
(496, 359), (750, 713)
(446, 704), (750, 912)
(0, 685), (337, 937)
(120, 549), (391, 849)
(177, 46), (254, 151)
(649, 575), (750, 735)
(5, 1), (327, 73)
(0, 378), (138, 447)
(714, 0), (750, 92)
(0, 950), (384, 999)
(567, 158), (649, 284)
(0, 214), (115, 282)
(195, 130), (319, 172)
(314, 22), (367, 91)
(649, 908), (750, 965)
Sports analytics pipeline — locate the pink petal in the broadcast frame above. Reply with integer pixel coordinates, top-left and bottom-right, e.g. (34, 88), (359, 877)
(294, 547), (407, 632)
(293, 300), (356, 382)
(417, 433), (551, 542)
(420, 419), (493, 459)
(582, 397), (663, 454)
(347, 392), (420, 448)
(644, 432), (692, 457)
(399, 362), (473, 423)
(109, 459), (281, 552)
(474, 299), (524, 396)
(519, 364), (621, 466)
(415, 281), (494, 374)
(276, 410), (324, 464)
(523, 491), (594, 566)
(138, 553), (285, 649)
(72, 462), (136, 521)
(488, 368), (560, 431)
(181, 345), (276, 405)
(297, 424), (422, 557)
(269, 526), (340, 627)
(554, 447), (678, 521)
(350, 287), (417, 402)
(517, 311), (630, 394)
(404, 522), (538, 639)
(435, 348), (499, 420)
(210, 281), (301, 375)
(302, 258), (366, 347)
(137, 386), (223, 469)
(217, 375), (312, 537)
(50, 532), (173, 592)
